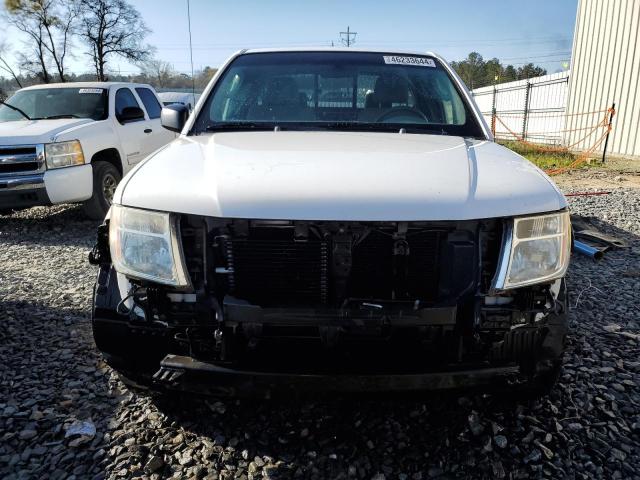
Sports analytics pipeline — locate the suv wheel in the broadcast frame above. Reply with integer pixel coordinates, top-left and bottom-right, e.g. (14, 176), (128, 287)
(83, 161), (121, 220)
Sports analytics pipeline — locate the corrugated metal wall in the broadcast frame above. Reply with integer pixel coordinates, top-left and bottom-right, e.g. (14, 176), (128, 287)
(566, 0), (640, 157)
(472, 72), (569, 144)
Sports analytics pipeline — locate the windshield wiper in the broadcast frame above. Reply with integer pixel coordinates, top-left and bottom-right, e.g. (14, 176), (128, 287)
(0, 100), (31, 120)
(31, 114), (80, 120)
(204, 122), (278, 132)
(319, 122), (445, 134)
(319, 122), (396, 131)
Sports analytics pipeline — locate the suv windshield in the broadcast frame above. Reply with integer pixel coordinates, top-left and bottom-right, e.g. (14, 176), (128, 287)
(0, 87), (108, 122)
(195, 51), (484, 137)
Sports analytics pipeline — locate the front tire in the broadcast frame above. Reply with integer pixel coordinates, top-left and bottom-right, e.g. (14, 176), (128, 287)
(83, 161), (121, 220)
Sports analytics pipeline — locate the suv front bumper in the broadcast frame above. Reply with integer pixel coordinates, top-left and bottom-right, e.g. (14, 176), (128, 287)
(150, 354), (522, 396)
(92, 289), (568, 396)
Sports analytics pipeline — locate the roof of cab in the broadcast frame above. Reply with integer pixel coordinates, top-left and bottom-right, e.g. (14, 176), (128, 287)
(20, 81), (154, 91)
(241, 47), (438, 57)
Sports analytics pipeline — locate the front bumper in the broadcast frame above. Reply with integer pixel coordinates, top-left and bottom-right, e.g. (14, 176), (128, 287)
(91, 239), (568, 395)
(151, 354), (521, 396)
(93, 300), (568, 396)
(0, 164), (93, 209)
(0, 174), (51, 209)
(44, 164), (93, 204)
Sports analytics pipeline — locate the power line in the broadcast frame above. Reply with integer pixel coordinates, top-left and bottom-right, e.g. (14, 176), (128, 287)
(499, 51), (571, 61)
(339, 26), (357, 47)
(153, 35), (570, 49)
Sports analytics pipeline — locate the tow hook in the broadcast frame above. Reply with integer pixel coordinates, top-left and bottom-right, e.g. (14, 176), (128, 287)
(152, 366), (185, 386)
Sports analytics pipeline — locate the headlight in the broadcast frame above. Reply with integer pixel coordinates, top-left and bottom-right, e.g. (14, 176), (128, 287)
(45, 140), (85, 168)
(109, 204), (190, 287)
(494, 211), (571, 289)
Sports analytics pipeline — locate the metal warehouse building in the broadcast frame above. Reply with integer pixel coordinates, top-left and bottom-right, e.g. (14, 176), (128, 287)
(566, 0), (640, 158)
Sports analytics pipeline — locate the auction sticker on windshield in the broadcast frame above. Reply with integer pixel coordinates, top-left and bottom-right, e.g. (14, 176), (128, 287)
(79, 88), (104, 94)
(383, 56), (436, 67)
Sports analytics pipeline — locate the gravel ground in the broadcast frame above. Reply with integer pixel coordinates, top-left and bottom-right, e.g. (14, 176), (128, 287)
(1, 191), (639, 480)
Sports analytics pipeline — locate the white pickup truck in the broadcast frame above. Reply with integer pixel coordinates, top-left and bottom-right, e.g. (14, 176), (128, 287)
(0, 82), (175, 219)
(91, 48), (571, 397)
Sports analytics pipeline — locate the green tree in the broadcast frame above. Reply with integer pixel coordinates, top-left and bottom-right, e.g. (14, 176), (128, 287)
(483, 58), (503, 87)
(517, 63), (547, 80)
(451, 52), (548, 88)
(503, 65), (518, 83)
(451, 52), (486, 89)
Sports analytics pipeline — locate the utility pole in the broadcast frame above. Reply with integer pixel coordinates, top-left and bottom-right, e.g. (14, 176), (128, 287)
(340, 26), (357, 47)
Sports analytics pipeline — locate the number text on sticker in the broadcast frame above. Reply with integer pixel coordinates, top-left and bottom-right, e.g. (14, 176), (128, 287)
(382, 56), (436, 67)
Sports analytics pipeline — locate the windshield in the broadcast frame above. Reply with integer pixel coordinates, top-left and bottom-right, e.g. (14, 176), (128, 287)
(0, 87), (108, 122)
(194, 51), (484, 137)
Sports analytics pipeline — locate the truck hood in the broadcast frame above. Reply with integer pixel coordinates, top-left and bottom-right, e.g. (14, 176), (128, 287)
(0, 118), (94, 144)
(118, 131), (566, 221)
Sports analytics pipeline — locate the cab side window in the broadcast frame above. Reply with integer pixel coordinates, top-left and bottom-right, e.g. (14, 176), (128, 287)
(115, 88), (143, 120)
(135, 88), (162, 119)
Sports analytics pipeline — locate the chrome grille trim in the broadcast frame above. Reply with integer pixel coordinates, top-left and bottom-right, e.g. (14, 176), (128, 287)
(0, 144), (45, 176)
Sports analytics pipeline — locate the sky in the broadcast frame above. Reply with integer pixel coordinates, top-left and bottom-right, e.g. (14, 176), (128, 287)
(2, 0), (578, 76)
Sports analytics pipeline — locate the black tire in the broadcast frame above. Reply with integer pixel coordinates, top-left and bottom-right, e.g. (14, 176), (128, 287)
(82, 161), (121, 220)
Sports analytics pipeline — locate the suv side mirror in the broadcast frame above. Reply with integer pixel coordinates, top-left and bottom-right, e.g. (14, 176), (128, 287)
(161, 104), (189, 133)
(117, 106), (145, 124)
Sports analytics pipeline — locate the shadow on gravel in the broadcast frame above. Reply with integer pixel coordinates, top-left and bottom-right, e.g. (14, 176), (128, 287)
(0, 205), (99, 248)
(140, 384), (564, 479)
(0, 300), (117, 480)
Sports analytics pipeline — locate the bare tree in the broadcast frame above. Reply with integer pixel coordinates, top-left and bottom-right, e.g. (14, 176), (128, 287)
(0, 41), (23, 88)
(141, 59), (174, 88)
(79, 0), (152, 81)
(4, 0), (77, 82)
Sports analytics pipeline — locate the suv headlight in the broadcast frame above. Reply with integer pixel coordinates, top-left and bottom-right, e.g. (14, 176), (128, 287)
(494, 211), (571, 290)
(109, 204), (190, 287)
(45, 140), (85, 168)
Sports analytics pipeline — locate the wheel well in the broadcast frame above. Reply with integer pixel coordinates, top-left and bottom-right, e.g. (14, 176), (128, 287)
(91, 149), (123, 176)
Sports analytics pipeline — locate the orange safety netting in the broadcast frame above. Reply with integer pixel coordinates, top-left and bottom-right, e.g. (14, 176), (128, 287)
(491, 107), (615, 176)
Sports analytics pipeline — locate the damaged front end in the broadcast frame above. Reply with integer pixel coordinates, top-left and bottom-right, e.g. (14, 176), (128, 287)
(90, 213), (568, 395)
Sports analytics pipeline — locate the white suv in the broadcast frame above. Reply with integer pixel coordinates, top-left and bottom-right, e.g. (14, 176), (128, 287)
(0, 82), (174, 219)
(90, 49), (571, 396)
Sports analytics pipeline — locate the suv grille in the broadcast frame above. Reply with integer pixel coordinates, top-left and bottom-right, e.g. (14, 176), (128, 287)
(0, 145), (44, 176)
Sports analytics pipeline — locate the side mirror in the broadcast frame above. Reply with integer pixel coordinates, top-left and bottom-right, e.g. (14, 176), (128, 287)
(161, 104), (189, 133)
(117, 106), (145, 124)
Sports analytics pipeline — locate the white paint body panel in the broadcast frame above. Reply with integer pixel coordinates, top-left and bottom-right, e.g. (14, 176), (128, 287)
(0, 118), (94, 144)
(44, 164), (93, 203)
(118, 131), (566, 221)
